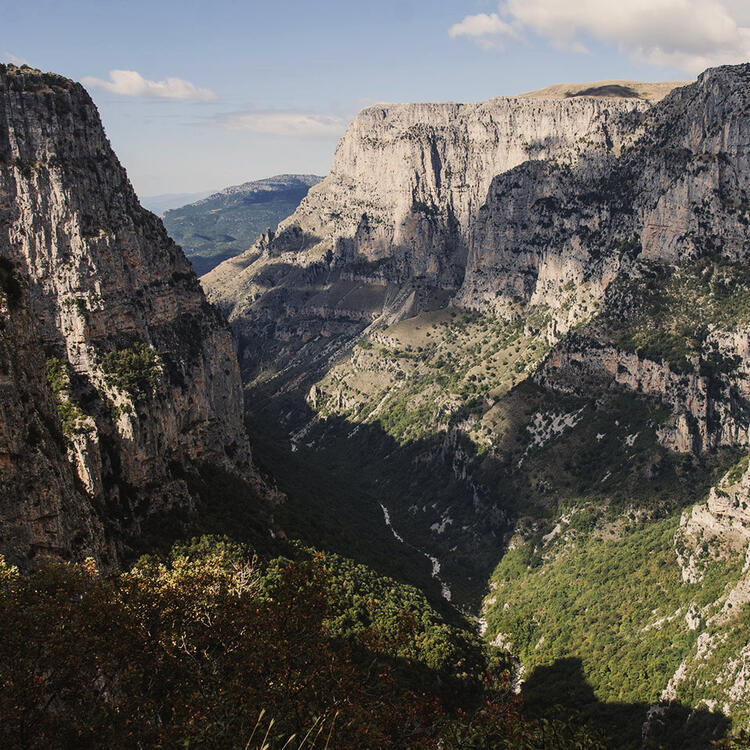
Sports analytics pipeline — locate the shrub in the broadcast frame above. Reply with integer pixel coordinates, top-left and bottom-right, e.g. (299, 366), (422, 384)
(101, 343), (160, 402)
(45, 356), (88, 438)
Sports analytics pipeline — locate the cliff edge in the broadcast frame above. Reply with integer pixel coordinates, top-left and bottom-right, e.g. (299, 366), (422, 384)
(0, 65), (262, 568)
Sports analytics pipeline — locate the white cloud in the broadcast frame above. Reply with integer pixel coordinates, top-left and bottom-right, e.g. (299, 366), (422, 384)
(82, 70), (217, 101)
(450, 0), (750, 72)
(3, 52), (31, 66)
(449, 13), (520, 49)
(217, 110), (347, 137)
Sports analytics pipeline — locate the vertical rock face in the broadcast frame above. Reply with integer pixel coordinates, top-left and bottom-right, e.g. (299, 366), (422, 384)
(458, 65), (750, 313)
(0, 254), (104, 566)
(206, 94), (653, 308)
(510, 65), (750, 454)
(0, 65), (253, 568)
(295, 96), (650, 283)
(203, 67), (750, 459)
(203, 88), (664, 387)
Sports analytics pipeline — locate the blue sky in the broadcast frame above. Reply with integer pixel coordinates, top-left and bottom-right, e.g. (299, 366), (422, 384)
(4, 1), (749, 196)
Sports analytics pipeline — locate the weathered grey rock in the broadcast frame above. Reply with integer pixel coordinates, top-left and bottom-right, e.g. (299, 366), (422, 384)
(536, 336), (750, 454)
(206, 91), (653, 306)
(203, 82), (669, 387)
(677, 460), (750, 583)
(459, 65), (750, 314)
(0, 256), (105, 566)
(659, 459), (750, 715)
(0, 65), (257, 567)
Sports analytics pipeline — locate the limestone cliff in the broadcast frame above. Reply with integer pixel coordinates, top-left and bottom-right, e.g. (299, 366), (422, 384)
(205, 66), (749, 458)
(458, 64), (749, 312)
(206, 91), (654, 298)
(0, 65), (257, 568)
(0, 253), (104, 566)
(204, 82), (671, 386)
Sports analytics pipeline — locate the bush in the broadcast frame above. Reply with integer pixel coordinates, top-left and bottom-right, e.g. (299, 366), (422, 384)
(100, 343), (160, 402)
(45, 356), (88, 438)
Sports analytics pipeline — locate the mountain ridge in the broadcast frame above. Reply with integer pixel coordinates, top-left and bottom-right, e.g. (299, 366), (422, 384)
(163, 173), (322, 276)
(518, 79), (688, 101)
(0, 63), (273, 568)
(191, 173), (322, 203)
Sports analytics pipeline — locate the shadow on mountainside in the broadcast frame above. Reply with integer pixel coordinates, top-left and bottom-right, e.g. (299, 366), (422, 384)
(243, 369), (734, 609)
(232, 379), (744, 746)
(567, 84), (642, 98)
(246, 406), (507, 610)
(522, 657), (733, 749)
(117, 378), (743, 748)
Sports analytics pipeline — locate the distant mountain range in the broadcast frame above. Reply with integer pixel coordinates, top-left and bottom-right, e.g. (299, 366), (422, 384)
(139, 190), (217, 216)
(161, 175), (322, 276)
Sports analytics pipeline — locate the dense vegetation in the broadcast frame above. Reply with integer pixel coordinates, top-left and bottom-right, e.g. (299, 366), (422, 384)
(100, 343), (161, 402)
(45, 356), (89, 438)
(484, 512), (749, 747)
(605, 258), (750, 374)
(486, 516), (742, 698)
(239, 255), (750, 748)
(0, 538), (605, 749)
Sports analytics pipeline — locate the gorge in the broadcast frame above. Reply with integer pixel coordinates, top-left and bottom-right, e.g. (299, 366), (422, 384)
(203, 64), (750, 743)
(1, 60), (749, 748)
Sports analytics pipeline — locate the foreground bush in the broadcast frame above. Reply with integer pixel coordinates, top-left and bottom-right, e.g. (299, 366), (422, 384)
(0, 539), (603, 749)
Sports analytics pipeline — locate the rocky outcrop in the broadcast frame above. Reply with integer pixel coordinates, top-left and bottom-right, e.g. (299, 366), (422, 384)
(536, 336), (750, 454)
(457, 65), (750, 313)
(656, 459), (750, 720)
(0, 65), (257, 568)
(206, 92), (654, 306)
(676, 459), (750, 584)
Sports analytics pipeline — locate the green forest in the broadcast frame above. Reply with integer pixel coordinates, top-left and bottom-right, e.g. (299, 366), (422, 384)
(1, 537), (614, 749)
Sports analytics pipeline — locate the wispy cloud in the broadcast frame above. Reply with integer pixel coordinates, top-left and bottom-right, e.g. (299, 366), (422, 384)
(3, 52), (31, 66)
(450, 0), (750, 72)
(449, 13), (520, 49)
(215, 109), (348, 137)
(82, 70), (217, 101)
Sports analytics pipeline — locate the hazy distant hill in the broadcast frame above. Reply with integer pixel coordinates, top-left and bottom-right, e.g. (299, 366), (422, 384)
(140, 190), (216, 216)
(163, 174), (322, 276)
